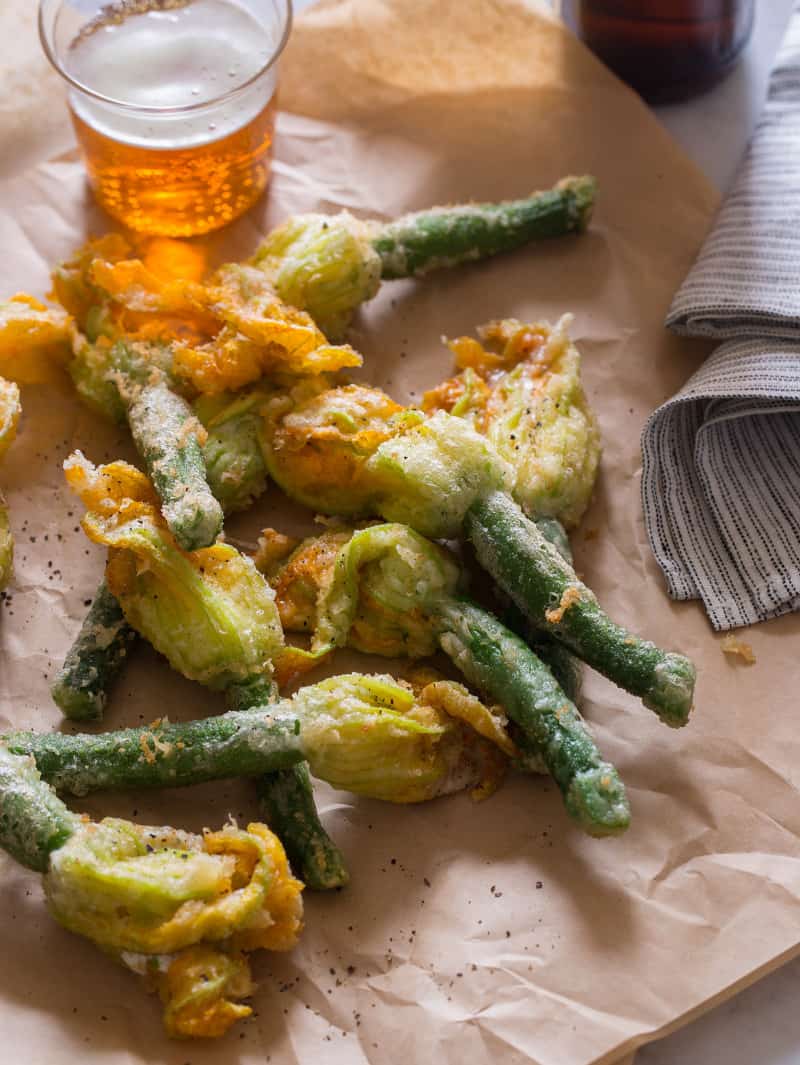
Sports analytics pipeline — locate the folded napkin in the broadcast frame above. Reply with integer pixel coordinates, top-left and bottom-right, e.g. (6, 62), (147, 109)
(666, 5), (800, 340)
(642, 5), (800, 630)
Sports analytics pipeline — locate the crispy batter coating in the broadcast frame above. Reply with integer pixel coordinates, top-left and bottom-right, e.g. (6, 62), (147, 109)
(262, 383), (405, 514)
(425, 316), (601, 529)
(65, 453), (284, 690)
(0, 295), (73, 384)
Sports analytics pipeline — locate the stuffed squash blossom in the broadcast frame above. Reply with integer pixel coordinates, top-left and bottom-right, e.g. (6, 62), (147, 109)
(63, 453), (284, 692)
(424, 315), (601, 530)
(261, 381), (513, 539)
(0, 745), (302, 1038)
(252, 178), (597, 339)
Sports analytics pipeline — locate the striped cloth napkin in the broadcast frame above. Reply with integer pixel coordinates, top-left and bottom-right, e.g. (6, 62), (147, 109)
(641, 4), (800, 631)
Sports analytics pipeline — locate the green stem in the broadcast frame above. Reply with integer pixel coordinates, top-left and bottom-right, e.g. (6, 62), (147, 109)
(256, 765), (349, 891)
(126, 380), (223, 551)
(372, 177), (596, 279)
(524, 518), (583, 702)
(434, 598), (629, 837)
(465, 492), (696, 727)
(6, 711), (304, 797)
(51, 580), (138, 722)
(224, 676), (279, 712)
(227, 680), (350, 892)
(511, 609), (583, 704)
(0, 747), (78, 872)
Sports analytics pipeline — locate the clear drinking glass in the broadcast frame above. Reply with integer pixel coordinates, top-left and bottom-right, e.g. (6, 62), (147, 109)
(39, 0), (292, 236)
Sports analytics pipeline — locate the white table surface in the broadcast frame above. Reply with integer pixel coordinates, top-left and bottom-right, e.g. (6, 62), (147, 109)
(1, 2), (798, 1062)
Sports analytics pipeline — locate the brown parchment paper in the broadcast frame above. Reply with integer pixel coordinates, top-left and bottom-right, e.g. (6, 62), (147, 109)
(1, 2), (798, 1064)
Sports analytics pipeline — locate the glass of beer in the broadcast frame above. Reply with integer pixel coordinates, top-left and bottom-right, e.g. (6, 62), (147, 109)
(39, 0), (292, 236)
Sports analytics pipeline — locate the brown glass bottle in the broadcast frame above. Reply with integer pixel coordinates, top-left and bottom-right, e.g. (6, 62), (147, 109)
(563, 1), (756, 103)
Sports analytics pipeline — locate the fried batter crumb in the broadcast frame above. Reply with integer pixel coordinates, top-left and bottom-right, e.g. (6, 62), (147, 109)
(545, 585), (581, 624)
(721, 634), (756, 664)
(140, 733), (157, 764)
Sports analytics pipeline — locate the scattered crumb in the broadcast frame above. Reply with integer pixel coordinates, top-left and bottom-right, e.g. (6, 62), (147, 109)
(721, 634), (756, 664)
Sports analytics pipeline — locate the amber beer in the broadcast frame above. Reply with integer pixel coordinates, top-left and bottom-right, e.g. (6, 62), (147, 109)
(564, 1), (755, 102)
(39, 0), (291, 236)
(69, 96), (278, 237)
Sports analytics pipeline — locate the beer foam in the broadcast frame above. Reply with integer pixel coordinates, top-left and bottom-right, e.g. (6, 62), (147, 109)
(66, 0), (280, 148)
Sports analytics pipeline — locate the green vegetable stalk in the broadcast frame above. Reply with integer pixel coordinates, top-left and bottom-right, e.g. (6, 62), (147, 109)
(373, 177), (597, 279)
(51, 581), (138, 722)
(227, 674), (348, 892)
(465, 492), (696, 727)
(127, 375), (223, 552)
(8, 707), (304, 795)
(256, 765), (350, 892)
(0, 746), (78, 872)
(505, 601), (584, 704)
(436, 601), (628, 834)
(71, 336), (223, 550)
(254, 177), (596, 339)
(510, 517), (583, 702)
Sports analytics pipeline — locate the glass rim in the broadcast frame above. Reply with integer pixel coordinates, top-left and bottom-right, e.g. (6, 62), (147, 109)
(38, 0), (293, 115)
